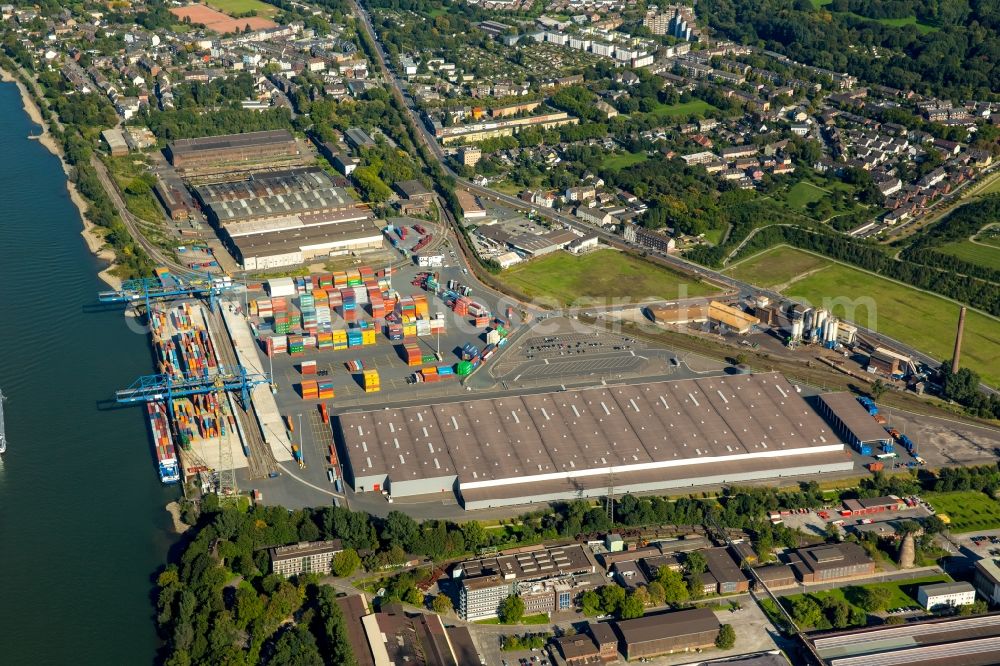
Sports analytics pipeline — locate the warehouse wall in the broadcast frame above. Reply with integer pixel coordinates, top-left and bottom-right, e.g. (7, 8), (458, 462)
(461, 460), (856, 510)
(390, 474), (459, 497)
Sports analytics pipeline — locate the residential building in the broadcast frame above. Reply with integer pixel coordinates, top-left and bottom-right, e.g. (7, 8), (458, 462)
(269, 539), (343, 577)
(917, 582), (976, 611)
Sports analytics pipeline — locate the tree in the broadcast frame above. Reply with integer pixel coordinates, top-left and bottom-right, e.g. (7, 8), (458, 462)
(790, 596), (824, 628)
(857, 586), (892, 613)
(646, 581), (666, 607)
(657, 567), (690, 606)
(715, 624), (736, 649)
(822, 596), (851, 628)
(581, 589), (603, 616)
(685, 551), (708, 576)
(960, 599), (989, 616)
(617, 592), (645, 620)
(461, 521), (488, 552)
(403, 587), (424, 606)
(331, 549), (361, 577)
(870, 379), (888, 401)
(271, 624), (324, 666)
(849, 605), (868, 627)
(382, 511), (420, 553)
(885, 615), (905, 625)
(498, 595), (525, 624)
(432, 593), (453, 614)
(600, 584), (626, 615)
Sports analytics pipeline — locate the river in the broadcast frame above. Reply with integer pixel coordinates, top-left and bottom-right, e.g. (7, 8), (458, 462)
(0, 81), (174, 663)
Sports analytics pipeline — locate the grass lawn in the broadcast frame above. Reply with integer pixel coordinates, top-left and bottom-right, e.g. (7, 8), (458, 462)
(648, 99), (717, 120)
(871, 15), (938, 33)
(783, 574), (951, 627)
(725, 246), (1000, 386)
(810, 0), (832, 7)
(785, 181), (829, 210)
(501, 249), (720, 306)
(937, 240), (1000, 270)
(980, 176), (1000, 196)
(475, 613), (549, 625)
(205, 0), (279, 17)
(924, 491), (1000, 533)
(724, 245), (831, 288)
(602, 151), (648, 171)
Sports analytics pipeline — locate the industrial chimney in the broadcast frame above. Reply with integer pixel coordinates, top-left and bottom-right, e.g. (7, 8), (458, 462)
(952, 306), (967, 372)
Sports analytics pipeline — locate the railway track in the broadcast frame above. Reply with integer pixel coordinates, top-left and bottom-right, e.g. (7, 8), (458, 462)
(209, 309), (278, 479)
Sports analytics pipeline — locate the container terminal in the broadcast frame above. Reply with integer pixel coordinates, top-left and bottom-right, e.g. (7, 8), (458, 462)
(98, 223), (994, 511)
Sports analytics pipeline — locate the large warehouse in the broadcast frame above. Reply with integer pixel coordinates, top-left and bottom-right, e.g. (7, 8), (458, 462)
(165, 129), (301, 168)
(337, 372), (855, 509)
(193, 167), (384, 270)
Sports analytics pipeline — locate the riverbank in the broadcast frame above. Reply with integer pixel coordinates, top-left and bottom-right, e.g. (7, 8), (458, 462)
(0, 66), (122, 289)
(165, 502), (191, 535)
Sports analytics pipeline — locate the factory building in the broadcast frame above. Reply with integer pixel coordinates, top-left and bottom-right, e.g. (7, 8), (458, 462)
(194, 168), (356, 226)
(337, 372), (854, 509)
(454, 544), (598, 620)
(973, 558), (1000, 605)
(614, 608), (720, 659)
(786, 542), (875, 584)
(809, 614), (1000, 666)
(816, 392), (892, 450)
(165, 129), (300, 168)
(193, 167), (384, 270)
(648, 301), (758, 333)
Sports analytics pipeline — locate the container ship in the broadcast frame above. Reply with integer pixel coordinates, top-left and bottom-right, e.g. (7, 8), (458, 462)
(147, 401), (180, 484)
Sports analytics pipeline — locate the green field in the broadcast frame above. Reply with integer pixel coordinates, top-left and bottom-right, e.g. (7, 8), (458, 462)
(783, 574), (951, 627)
(648, 99), (717, 120)
(937, 239), (1000, 270)
(724, 246), (1000, 386)
(785, 182), (829, 210)
(602, 151), (648, 171)
(872, 15), (937, 33)
(724, 245), (831, 288)
(501, 249), (720, 306)
(924, 491), (1000, 533)
(205, 0), (279, 17)
(981, 177), (1000, 196)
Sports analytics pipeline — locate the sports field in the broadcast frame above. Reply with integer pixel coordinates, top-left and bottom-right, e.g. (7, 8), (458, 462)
(169, 4), (277, 32)
(924, 491), (1000, 533)
(501, 249), (720, 306)
(725, 246), (1000, 386)
(937, 239), (1000, 270)
(205, 0), (279, 17)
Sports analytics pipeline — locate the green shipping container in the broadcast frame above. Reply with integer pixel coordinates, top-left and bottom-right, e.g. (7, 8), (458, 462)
(456, 361), (474, 376)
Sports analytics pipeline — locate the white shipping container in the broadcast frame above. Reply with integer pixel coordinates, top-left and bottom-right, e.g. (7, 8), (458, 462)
(267, 277), (297, 298)
(416, 320), (431, 336)
(353, 288), (369, 305)
(486, 330), (501, 345)
(429, 319), (445, 331)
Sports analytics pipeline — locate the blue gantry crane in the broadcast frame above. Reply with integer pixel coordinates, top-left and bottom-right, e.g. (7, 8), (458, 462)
(98, 267), (240, 313)
(116, 366), (270, 408)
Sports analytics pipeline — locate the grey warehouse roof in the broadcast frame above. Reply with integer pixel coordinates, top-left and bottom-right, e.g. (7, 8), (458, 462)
(339, 372), (844, 491)
(818, 392), (892, 444)
(168, 129), (295, 156)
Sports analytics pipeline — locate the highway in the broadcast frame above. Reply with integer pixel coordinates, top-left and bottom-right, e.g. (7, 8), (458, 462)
(351, 0), (997, 392)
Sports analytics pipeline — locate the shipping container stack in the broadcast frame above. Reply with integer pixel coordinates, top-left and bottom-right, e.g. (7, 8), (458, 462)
(318, 379), (334, 400)
(363, 369), (380, 393)
(301, 380), (319, 400)
(288, 335), (305, 357)
(453, 296), (470, 317)
(387, 322), (404, 342)
(402, 343), (422, 367)
(300, 360), (317, 376)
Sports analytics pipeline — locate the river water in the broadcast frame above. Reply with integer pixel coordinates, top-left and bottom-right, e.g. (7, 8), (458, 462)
(0, 82), (173, 663)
